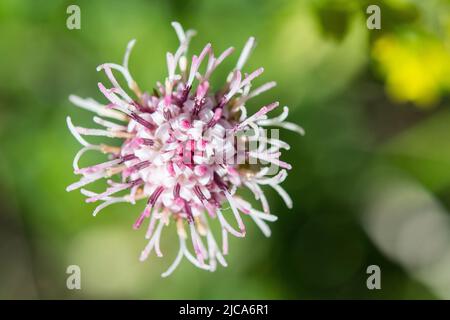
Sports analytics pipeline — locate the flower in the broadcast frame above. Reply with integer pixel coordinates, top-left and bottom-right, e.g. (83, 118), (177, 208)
(372, 34), (450, 108)
(66, 22), (303, 277)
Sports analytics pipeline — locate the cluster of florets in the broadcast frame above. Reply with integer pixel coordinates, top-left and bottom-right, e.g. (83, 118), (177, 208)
(67, 22), (303, 276)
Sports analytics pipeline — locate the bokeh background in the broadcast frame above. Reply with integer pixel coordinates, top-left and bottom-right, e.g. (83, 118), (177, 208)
(1, 0), (450, 299)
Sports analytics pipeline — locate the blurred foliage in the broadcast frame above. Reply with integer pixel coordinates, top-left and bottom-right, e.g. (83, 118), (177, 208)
(0, 0), (449, 299)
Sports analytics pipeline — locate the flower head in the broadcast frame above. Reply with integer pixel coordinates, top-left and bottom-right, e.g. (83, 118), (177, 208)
(67, 22), (303, 276)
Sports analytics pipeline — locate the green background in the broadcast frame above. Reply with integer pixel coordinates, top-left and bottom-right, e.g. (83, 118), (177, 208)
(1, 0), (450, 299)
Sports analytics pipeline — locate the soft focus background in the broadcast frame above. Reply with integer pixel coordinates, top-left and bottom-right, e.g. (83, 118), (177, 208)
(1, 0), (450, 299)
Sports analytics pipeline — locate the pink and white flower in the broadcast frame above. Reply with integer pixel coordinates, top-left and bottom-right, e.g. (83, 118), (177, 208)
(66, 22), (303, 277)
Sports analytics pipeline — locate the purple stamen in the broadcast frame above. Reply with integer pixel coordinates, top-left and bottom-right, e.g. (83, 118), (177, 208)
(180, 85), (191, 104)
(148, 186), (164, 206)
(193, 97), (206, 116)
(130, 112), (156, 130)
(163, 108), (172, 120)
(130, 178), (144, 187)
(141, 138), (154, 146)
(213, 172), (228, 191)
(131, 160), (151, 171)
(207, 108), (222, 128)
(213, 96), (227, 111)
(120, 154), (137, 163)
(184, 200), (194, 223)
(194, 185), (207, 201)
(132, 100), (153, 113)
(133, 205), (151, 230)
(173, 183), (180, 199)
